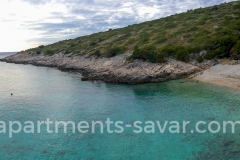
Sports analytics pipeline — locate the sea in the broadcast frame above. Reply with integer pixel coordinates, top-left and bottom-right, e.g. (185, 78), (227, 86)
(0, 52), (240, 160)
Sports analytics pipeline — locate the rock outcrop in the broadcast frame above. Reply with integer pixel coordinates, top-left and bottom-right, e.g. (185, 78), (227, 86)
(0, 52), (203, 84)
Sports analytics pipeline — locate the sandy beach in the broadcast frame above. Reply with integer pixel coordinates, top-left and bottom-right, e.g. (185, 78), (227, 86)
(194, 64), (240, 89)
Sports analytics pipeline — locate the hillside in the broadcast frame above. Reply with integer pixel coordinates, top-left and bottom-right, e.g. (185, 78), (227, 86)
(23, 1), (240, 63)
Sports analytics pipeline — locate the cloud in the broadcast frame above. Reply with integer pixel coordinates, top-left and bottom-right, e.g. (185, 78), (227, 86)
(0, 0), (234, 51)
(20, 0), (50, 5)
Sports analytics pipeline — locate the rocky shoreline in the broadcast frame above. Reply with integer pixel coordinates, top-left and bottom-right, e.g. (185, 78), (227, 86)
(0, 52), (212, 84)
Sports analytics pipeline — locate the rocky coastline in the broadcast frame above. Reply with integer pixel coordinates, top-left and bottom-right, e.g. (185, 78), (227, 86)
(0, 52), (213, 84)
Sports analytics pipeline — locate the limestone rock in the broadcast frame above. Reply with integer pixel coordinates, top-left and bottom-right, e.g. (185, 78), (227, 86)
(0, 52), (202, 84)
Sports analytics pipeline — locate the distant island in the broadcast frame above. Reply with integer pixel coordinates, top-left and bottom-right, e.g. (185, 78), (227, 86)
(1, 1), (240, 86)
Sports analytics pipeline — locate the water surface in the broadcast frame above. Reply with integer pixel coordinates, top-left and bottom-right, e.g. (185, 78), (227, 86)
(0, 52), (240, 159)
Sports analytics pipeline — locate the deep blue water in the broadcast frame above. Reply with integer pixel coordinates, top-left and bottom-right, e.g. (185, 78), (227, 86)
(1, 52), (240, 159)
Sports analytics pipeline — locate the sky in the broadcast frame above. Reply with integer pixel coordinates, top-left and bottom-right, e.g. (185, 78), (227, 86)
(0, 0), (234, 52)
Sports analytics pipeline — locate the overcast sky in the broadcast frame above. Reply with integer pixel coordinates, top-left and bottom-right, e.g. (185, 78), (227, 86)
(0, 0), (233, 52)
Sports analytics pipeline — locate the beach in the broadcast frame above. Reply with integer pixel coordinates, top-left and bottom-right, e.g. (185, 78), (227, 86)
(194, 63), (240, 89)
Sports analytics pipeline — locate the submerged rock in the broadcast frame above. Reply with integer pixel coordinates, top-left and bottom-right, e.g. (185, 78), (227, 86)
(222, 139), (234, 147)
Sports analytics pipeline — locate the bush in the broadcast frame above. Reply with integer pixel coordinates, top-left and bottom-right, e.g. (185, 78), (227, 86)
(156, 52), (166, 63)
(216, 29), (233, 36)
(157, 45), (177, 56)
(204, 50), (217, 60)
(128, 44), (157, 63)
(233, 4), (240, 9)
(137, 32), (149, 45)
(164, 22), (177, 29)
(138, 37), (149, 44)
(125, 38), (135, 46)
(70, 43), (77, 47)
(230, 41), (240, 60)
(216, 36), (237, 57)
(128, 44), (168, 63)
(89, 42), (97, 46)
(187, 26), (199, 32)
(64, 50), (71, 54)
(212, 6), (218, 10)
(104, 47), (124, 58)
(197, 56), (204, 63)
(197, 20), (206, 25)
(176, 48), (190, 62)
(117, 33), (131, 41)
(98, 38), (104, 42)
(38, 45), (44, 49)
(204, 36), (238, 59)
(45, 49), (54, 56)
(92, 50), (101, 57)
(154, 36), (167, 44)
(190, 46), (202, 53)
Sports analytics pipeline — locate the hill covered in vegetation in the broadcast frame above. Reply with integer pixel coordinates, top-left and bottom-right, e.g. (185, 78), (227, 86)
(23, 1), (240, 63)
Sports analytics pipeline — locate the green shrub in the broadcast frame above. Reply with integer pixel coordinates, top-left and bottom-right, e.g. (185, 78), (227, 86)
(185, 33), (193, 39)
(128, 44), (157, 63)
(38, 45), (44, 49)
(189, 46), (202, 53)
(197, 20), (206, 25)
(197, 56), (204, 63)
(185, 15), (195, 21)
(197, 29), (211, 36)
(89, 42), (97, 46)
(164, 22), (177, 29)
(176, 48), (190, 62)
(137, 37), (149, 45)
(129, 44), (169, 63)
(104, 47), (124, 58)
(156, 52), (166, 63)
(137, 32), (149, 45)
(216, 36), (237, 57)
(230, 41), (240, 60)
(64, 50), (71, 54)
(45, 49), (54, 56)
(92, 50), (101, 57)
(125, 38), (136, 46)
(98, 38), (104, 42)
(233, 4), (240, 9)
(224, 16), (234, 21)
(216, 29), (233, 36)
(204, 50), (217, 59)
(154, 36), (167, 44)
(211, 6), (218, 11)
(117, 33), (131, 41)
(187, 26), (199, 32)
(70, 43), (77, 47)
(157, 45), (177, 56)
(204, 36), (238, 59)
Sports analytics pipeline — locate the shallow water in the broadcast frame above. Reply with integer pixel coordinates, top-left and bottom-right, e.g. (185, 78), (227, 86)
(1, 53), (240, 159)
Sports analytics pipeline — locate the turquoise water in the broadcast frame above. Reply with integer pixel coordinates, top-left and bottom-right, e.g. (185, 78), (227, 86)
(1, 53), (240, 159)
